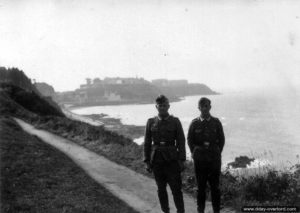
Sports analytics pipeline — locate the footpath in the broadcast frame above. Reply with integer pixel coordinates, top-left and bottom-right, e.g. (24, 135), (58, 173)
(15, 118), (234, 213)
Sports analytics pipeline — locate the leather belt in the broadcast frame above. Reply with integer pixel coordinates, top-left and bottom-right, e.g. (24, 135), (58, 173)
(195, 142), (218, 149)
(153, 142), (176, 147)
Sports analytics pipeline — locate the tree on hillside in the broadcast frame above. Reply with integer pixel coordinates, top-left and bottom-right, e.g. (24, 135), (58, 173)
(0, 67), (37, 92)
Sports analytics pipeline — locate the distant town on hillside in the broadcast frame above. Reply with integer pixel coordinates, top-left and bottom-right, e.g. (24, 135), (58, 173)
(54, 77), (218, 107)
(0, 67), (218, 108)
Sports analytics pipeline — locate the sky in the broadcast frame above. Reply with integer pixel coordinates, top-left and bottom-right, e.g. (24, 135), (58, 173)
(0, 0), (300, 92)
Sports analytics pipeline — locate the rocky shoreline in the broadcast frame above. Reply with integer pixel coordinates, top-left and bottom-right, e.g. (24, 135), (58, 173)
(83, 113), (145, 142)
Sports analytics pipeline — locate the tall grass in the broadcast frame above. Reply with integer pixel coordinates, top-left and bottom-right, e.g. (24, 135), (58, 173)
(220, 162), (300, 209)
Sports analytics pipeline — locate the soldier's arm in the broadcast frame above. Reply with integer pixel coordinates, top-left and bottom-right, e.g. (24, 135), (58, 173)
(175, 118), (186, 161)
(187, 121), (195, 154)
(217, 119), (225, 153)
(143, 119), (152, 163)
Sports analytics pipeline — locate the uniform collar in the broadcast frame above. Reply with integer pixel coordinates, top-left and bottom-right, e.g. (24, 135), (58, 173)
(199, 115), (211, 122)
(157, 114), (170, 121)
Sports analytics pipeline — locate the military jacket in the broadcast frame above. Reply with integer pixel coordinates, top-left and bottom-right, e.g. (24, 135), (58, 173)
(187, 116), (225, 162)
(143, 115), (186, 164)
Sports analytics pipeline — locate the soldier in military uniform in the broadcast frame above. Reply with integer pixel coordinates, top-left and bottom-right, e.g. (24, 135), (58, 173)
(187, 97), (225, 213)
(143, 95), (186, 213)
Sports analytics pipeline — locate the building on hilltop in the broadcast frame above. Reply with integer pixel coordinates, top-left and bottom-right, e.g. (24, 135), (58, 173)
(79, 77), (148, 88)
(77, 91), (88, 104)
(151, 79), (169, 86)
(93, 78), (102, 85)
(103, 77), (147, 85)
(103, 77), (123, 84)
(104, 91), (121, 101)
(152, 79), (188, 87)
(86, 78), (92, 85)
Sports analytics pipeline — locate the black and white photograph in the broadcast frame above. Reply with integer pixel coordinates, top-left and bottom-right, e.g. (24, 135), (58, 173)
(0, 0), (300, 212)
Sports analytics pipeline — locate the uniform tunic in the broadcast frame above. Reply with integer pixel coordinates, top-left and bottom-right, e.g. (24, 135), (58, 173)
(187, 116), (224, 162)
(143, 114), (186, 213)
(187, 115), (225, 213)
(143, 114), (186, 164)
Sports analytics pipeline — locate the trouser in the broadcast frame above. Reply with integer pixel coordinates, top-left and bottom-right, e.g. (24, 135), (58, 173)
(152, 160), (185, 213)
(194, 159), (221, 213)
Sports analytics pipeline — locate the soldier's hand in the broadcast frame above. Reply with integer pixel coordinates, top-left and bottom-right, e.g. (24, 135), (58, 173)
(179, 160), (185, 172)
(145, 162), (152, 173)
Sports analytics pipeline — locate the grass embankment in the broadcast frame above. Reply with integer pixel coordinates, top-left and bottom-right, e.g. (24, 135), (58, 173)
(0, 116), (139, 213)
(29, 115), (146, 175)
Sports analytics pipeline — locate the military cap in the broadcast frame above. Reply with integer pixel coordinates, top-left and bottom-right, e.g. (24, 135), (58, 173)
(156, 95), (169, 104)
(198, 97), (211, 106)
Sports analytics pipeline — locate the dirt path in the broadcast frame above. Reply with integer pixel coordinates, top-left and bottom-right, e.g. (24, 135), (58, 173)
(15, 118), (234, 213)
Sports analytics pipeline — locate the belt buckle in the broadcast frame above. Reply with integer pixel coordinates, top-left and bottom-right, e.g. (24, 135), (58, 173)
(204, 141), (210, 149)
(160, 141), (166, 146)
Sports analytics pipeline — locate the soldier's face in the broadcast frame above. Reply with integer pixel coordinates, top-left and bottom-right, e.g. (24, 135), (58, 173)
(156, 102), (170, 115)
(198, 103), (211, 116)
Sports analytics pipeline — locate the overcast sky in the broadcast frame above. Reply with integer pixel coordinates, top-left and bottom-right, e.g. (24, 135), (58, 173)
(0, 0), (299, 92)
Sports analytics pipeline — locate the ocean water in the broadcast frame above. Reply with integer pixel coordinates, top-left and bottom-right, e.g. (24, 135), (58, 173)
(71, 88), (300, 167)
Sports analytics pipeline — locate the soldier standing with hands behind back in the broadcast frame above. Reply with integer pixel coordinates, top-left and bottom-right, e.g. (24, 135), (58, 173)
(143, 95), (186, 213)
(188, 97), (225, 213)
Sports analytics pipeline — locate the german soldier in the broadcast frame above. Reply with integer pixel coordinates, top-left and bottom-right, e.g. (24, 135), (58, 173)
(143, 95), (186, 213)
(187, 97), (225, 213)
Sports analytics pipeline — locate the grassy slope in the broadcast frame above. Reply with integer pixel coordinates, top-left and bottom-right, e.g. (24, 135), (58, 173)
(0, 116), (139, 213)
(0, 83), (64, 117)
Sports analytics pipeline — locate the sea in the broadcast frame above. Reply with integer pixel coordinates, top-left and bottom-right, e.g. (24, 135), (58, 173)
(71, 87), (300, 169)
